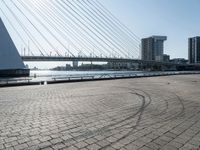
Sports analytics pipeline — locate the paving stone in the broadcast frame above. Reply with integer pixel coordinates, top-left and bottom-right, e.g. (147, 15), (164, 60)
(14, 143), (29, 150)
(139, 146), (152, 150)
(63, 146), (78, 150)
(97, 140), (111, 147)
(0, 75), (200, 150)
(125, 143), (140, 150)
(119, 148), (128, 150)
(173, 137), (189, 145)
(39, 141), (52, 149)
(84, 138), (97, 145)
(39, 136), (52, 142)
(79, 148), (88, 150)
(75, 141), (88, 149)
(26, 145), (39, 150)
(153, 138), (168, 146)
(4, 147), (15, 150)
(161, 144), (178, 150)
(4, 141), (18, 148)
(188, 139), (200, 147)
(168, 140), (183, 148)
(42, 148), (54, 150)
(64, 139), (77, 147)
(145, 142), (160, 150)
(159, 135), (173, 142)
(52, 143), (66, 149)
(106, 137), (118, 143)
(103, 147), (116, 150)
(17, 137), (30, 144)
(27, 140), (40, 146)
(50, 138), (63, 145)
(111, 142), (124, 149)
(87, 143), (101, 150)
(4, 137), (17, 143)
(0, 144), (5, 150)
(145, 133), (159, 140)
(131, 140), (145, 148)
(179, 143), (199, 150)
(164, 132), (177, 139)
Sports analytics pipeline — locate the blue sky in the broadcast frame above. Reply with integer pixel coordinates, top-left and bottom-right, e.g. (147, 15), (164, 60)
(101, 0), (200, 59)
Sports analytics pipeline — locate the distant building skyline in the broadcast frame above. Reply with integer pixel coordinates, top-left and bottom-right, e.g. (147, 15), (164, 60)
(141, 36), (167, 61)
(188, 36), (200, 64)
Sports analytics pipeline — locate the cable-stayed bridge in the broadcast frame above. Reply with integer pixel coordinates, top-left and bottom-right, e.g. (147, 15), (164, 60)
(0, 0), (199, 73)
(0, 0), (140, 59)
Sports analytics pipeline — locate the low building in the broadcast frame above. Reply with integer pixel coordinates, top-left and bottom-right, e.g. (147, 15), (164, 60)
(170, 58), (188, 64)
(73, 61), (78, 69)
(163, 54), (170, 62)
(155, 54), (170, 62)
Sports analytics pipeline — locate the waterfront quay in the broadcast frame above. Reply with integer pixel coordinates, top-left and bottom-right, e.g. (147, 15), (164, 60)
(0, 75), (200, 150)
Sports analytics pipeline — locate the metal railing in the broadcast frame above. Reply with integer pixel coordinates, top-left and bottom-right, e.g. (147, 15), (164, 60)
(0, 71), (200, 86)
(50, 71), (200, 82)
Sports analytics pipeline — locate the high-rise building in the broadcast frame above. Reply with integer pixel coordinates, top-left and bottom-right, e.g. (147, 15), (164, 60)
(141, 36), (167, 61)
(188, 36), (200, 64)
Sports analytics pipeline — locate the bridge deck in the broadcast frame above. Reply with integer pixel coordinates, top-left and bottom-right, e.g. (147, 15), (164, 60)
(21, 56), (196, 67)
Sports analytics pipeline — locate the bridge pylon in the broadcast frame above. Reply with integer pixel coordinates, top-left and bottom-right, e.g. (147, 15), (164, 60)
(0, 18), (29, 77)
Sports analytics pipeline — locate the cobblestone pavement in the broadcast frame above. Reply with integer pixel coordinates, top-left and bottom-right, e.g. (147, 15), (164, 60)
(1, 75), (200, 150)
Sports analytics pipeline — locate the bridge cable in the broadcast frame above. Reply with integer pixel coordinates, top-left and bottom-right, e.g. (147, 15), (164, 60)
(75, 0), (139, 58)
(19, 0), (89, 58)
(94, 0), (141, 43)
(86, 0), (140, 57)
(61, 0), (128, 58)
(89, 0), (141, 52)
(29, 0), (100, 58)
(39, 0), (108, 58)
(67, 0), (132, 58)
(58, 0), (121, 58)
(83, 0), (140, 55)
(15, 0), (72, 57)
(52, 1), (115, 58)
(1, 0), (48, 56)
(40, 0), (105, 58)
(10, 0), (66, 57)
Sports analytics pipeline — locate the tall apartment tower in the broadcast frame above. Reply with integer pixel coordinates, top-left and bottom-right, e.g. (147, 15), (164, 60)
(141, 36), (167, 61)
(188, 36), (200, 64)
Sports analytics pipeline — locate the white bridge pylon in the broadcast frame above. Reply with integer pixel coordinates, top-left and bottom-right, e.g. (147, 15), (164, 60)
(0, 18), (26, 70)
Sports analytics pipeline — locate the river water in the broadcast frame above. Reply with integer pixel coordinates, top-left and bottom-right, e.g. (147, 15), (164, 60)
(30, 70), (144, 76)
(30, 70), (146, 81)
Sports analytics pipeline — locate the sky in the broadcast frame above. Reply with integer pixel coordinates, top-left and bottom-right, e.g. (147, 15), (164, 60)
(101, 0), (200, 59)
(1, 0), (200, 69)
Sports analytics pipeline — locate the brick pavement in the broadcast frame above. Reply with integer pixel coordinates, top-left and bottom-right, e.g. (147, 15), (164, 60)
(0, 75), (200, 150)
